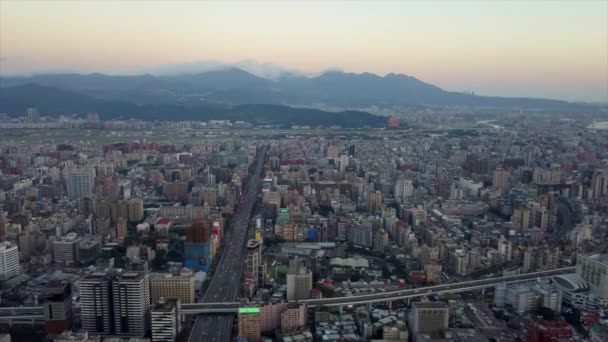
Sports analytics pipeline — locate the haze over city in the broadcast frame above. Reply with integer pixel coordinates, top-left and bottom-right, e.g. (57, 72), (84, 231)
(2, 1), (608, 342)
(1, 0), (607, 102)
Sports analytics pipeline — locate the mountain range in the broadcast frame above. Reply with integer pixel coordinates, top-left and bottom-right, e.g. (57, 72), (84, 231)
(0, 67), (598, 125)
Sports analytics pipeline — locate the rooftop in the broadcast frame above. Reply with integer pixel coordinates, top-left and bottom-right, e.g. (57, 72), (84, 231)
(412, 302), (448, 309)
(579, 253), (608, 266)
(155, 217), (172, 225)
(152, 298), (178, 311)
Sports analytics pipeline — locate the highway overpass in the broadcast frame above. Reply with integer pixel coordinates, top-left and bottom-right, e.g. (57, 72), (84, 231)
(180, 266), (575, 314)
(0, 267), (575, 322)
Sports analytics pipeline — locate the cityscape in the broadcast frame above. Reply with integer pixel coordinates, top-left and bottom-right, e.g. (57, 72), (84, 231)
(0, 1), (607, 342)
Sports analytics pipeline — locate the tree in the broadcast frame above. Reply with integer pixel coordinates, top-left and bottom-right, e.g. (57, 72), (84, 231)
(152, 249), (167, 270)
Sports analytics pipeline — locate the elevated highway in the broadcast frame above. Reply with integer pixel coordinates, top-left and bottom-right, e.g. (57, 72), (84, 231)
(188, 146), (268, 342)
(180, 266), (575, 314)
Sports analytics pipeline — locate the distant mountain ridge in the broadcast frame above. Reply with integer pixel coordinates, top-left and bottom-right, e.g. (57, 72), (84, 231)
(0, 68), (588, 109)
(0, 83), (386, 127)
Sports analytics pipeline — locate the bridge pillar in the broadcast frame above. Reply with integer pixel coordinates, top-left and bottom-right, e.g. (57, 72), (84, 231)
(406, 298), (411, 306)
(387, 301), (392, 309)
(367, 303), (371, 311)
(481, 288), (485, 296)
(338, 305), (343, 314)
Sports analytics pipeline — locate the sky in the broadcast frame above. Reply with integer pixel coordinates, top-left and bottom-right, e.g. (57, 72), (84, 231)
(0, 0), (607, 102)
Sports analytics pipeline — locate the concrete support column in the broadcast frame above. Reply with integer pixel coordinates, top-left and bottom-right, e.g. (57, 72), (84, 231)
(338, 305), (343, 314)
(481, 288), (486, 296)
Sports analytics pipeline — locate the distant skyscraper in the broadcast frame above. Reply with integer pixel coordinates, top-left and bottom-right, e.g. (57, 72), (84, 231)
(246, 239), (264, 288)
(348, 223), (372, 248)
(186, 221), (209, 243)
(184, 221), (212, 271)
(127, 198), (144, 223)
(25, 107), (39, 123)
(339, 154), (349, 172)
(67, 168), (95, 200)
(373, 229), (388, 252)
(492, 167), (508, 190)
(116, 217), (127, 240)
(367, 190), (383, 212)
(395, 179), (414, 200)
(286, 258), (312, 300)
(348, 144), (356, 157)
(86, 112), (100, 123)
(591, 169), (608, 198)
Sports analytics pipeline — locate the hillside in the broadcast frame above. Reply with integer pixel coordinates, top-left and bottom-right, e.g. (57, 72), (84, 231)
(0, 84), (386, 127)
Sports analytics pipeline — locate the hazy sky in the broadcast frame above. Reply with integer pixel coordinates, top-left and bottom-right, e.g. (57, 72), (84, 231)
(1, 0), (607, 102)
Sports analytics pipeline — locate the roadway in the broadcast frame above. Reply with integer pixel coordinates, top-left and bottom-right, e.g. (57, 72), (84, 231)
(188, 146), (267, 342)
(180, 266), (575, 314)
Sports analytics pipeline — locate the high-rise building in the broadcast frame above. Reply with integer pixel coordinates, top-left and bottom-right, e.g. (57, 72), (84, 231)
(408, 302), (449, 340)
(184, 220), (212, 271)
(492, 167), (508, 190)
(52, 233), (80, 266)
(246, 239), (264, 288)
(150, 270), (195, 304)
(238, 307), (262, 342)
(116, 217), (127, 240)
(186, 221), (209, 243)
(506, 285), (540, 314)
(67, 168), (95, 200)
(80, 271), (114, 335)
(279, 303), (307, 333)
(151, 298), (181, 342)
(286, 259), (312, 300)
(202, 187), (217, 207)
(42, 280), (73, 334)
(395, 179), (414, 200)
(373, 229), (388, 252)
(339, 154), (349, 172)
(77, 238), (100, 266)
(0, 242), (20, 280)
(348, 223), (372, 248)
(162, 182), (188, 202)
(259, 302), (288, 332)
(577, 253), (608, 307)
(127, 198), (144, 223)
(112, 271), (150, 337)
(367, 190), (383, 212)
(591, 169), (608, 198)
(25, 107), (39, 123)
(494, 283), (508, 308)
(111, 200), (129, 221)
(280, 223), (295, 241)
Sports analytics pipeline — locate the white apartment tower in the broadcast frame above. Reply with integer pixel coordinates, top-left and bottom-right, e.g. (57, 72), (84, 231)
(0, 242), (20, 280)
(80, 271), (114, 335)
(112, 271), (151, 337)
(151, 298), (181, 342)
